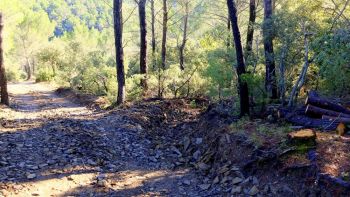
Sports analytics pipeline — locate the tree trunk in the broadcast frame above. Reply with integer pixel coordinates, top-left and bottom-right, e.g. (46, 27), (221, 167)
(0, 13), (9, 106)
(227, 0), (250, 116)
(245, 0), (256, 57)
(263, 0), (278, 100)
(226, 18), (231, 48)
(288, 22), (311, 107)
(179, 1), (189, 71)
(150, 0), (156, 57)
(161, 0), (168, 69)
(113, 0), (126, 105)
(25, 58), (32, 80)
(279, 45), (287, 104)
(138, 0), (148, 90)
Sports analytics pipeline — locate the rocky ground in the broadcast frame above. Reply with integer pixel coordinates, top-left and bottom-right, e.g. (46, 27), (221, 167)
(0, 82), (205, 196)
(0, 82), (349, 197)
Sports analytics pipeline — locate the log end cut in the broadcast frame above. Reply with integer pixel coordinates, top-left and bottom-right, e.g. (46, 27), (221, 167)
(336, 123), (347, 136)
(288, 129), (316, 146)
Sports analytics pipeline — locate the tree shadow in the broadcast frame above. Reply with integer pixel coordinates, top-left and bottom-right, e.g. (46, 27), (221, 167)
(9, 91), (85, 113)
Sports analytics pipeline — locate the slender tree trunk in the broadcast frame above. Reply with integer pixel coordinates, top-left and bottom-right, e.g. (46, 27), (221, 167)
(179, 1), (189, 70)
(138, 0), (148, 90)
(113, 0), (126, 105)
(272, 0), (276, 12)
(227, 18), (231, 48)
(245, 0), (256, 57)
(227, 0), (250, 116)
(263, 0), (278, 100)
(161, 0), (168, 69)
(279, 45), (287, 105)
(150, 0), (156, 56)
(0, 13), (9, 106)
(26, 58), (32, 80)
(288, 23), (311, 107)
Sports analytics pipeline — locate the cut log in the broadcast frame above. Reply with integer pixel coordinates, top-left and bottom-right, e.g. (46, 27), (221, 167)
(322, 116), (349, 135)
(336, 123), (347, 136)
(307, 90), (319, 98)
(305, 105), (350, 119)
(288, 129), (316, 146)
(322, 115), (350, 124)
(277, 106), (306, 119)
(305, 94), (350, 115)
(285, 114), (339, 131)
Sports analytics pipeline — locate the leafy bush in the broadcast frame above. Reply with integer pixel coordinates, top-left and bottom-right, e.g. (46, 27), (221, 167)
(313, 29), (350, 96)
(6, 68), (25, 82)
(36, 69), (54, 82)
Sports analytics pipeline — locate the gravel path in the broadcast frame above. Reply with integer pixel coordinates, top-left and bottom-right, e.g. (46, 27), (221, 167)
(0, 82), (203, 197)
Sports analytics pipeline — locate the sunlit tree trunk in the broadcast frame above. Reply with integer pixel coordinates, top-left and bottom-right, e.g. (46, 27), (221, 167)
(227, 0), (250, 116)
(157, 0), (168, 98)
(113, 0), (126, 105)
(0, 13), (9, 106)
(263, 0), (278, 100)
(137, 0), (148, 90)
(288, 22), (311, 107)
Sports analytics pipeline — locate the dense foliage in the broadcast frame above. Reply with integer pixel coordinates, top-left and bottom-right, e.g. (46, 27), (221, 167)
(1, 0), (349, 107)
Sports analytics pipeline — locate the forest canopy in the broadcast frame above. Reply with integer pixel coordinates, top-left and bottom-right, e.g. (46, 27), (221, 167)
(0, 0), (349, 112)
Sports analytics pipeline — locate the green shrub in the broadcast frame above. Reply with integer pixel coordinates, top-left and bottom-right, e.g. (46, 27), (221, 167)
(6, 68), (24, 82)
(36, 69), (54, 82)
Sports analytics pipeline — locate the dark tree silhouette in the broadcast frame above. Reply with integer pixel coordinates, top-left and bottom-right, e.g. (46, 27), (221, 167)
(161, 0), (168, 69)
(113, 0), (126, 105)
(263, 0), (278, 99)
(227, 0), (250, 116)
(246, 0), (256, 57)
(150, 0), (156, 57)
(136, 0), (148, 90)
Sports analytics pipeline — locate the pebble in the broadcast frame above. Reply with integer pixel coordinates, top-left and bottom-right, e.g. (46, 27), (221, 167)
(232, 177), (243, 185)
(26, 173), (36, 179)
(199, 184), (211, 190)
(231, 186), (242, 194)
(249, 186), (259, 196)
(183, 180), (191, 186)
(192, 150), (201, 160)
(195, 138), (203, 145)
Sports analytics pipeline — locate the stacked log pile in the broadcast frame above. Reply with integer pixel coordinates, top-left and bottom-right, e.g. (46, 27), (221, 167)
(279, 91), (350, 135)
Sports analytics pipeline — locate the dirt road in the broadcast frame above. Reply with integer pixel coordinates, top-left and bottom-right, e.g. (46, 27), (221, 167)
(0, 82), (203, 197)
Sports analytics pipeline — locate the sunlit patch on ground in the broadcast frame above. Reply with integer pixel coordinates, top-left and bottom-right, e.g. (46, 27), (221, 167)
(317, 133), (350, 179)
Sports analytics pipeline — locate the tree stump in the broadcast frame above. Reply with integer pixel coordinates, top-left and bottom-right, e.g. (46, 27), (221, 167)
(288, 129), (316, 147)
